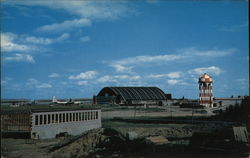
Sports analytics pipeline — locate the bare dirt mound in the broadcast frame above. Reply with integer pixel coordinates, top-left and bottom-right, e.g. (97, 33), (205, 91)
(49, 128), (126, 158)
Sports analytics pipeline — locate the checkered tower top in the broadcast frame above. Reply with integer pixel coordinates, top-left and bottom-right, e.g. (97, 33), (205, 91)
(199, 73), (213, 83)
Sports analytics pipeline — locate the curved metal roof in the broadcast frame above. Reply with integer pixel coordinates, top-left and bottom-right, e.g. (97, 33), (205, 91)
(97, 87), (166, 101)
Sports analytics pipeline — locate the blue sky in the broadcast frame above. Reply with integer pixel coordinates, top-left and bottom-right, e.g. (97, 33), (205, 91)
(1, 0), (249, 99)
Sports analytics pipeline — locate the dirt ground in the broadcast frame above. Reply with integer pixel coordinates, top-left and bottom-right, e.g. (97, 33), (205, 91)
(1, 106), (249, 158)
(1, 121), (235, 158)
(1, 138), (59, 158)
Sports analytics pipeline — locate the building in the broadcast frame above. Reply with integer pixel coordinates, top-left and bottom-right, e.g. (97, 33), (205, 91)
(95, 87), (168, 106)
(34, 98), (93, 105)
(1, 106), (101, 139)
(1, 99), (32, 107)
(198, 73), (213, 108)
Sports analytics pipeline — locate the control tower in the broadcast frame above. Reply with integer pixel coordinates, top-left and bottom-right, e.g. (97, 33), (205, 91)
(198, 73), (213, 108)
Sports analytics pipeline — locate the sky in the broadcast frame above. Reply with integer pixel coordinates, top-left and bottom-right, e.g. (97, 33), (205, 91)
(1, 0), (249, 99)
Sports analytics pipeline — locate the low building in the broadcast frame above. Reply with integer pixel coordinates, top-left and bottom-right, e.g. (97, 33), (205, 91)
(95, 87), (168, 106)
(1, 106), (101, 139)
(1, 99), (32, 106)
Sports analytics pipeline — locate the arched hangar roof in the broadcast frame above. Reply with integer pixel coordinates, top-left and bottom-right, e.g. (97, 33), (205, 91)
(97, 87), (166, 101)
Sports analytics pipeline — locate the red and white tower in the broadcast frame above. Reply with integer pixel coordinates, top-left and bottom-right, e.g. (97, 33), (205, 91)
(198, 73), (213, 108)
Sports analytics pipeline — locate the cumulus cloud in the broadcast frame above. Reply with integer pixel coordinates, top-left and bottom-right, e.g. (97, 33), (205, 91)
(1, 32), (70, 53)
(97, 75), (117, 83)
(4, 54), (35, 63)
(1, 32), (32, 52)
(48, 73), (60, 78)
(37, 18), (91, 33)
(111, 64), (134, 73)
(27, 78), (39, 85)
(167, 79), (188, 86)
(23, 33), (70, 44)
(69, 71), (97, 80)
(2, 32), (71, 63)
(188, 66), (223, 76)
(168, 79), (178, 86)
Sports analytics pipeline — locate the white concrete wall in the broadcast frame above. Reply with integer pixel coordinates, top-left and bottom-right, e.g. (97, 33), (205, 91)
(31, 109), (101, 139)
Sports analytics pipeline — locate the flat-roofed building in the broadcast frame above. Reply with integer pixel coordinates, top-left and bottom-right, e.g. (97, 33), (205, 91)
(1, 106), (101, 139)
(1, 99), (32, 106)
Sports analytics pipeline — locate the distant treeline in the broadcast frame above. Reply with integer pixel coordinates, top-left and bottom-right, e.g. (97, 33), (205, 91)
(215, 96), (250, 123)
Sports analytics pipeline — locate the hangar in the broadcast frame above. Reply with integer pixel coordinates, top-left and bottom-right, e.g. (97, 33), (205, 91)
(95, 87), (169, 105)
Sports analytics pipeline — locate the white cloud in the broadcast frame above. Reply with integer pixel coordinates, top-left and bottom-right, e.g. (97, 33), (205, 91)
(48, 73), (60, 78)
(147, 72), (181, 79)
(147, 74), (167, 78)
(109, 47), (234, 72)
(26, 78), (52, 88)
(1, 32), (32, 52)
(27, 78), (39, 85)
(167, 72), (181, 78)
(79, 36), (90, 43)
(167, 79), (188, 86)
(110, 54), (183, 73)
(97, 74), (141, 83)
(111, 64), (134, 73)
(117, 54), (183, 65)
(24, 36), (53, 45)
(69, 71), (97, 80)
(168, 79), (178, 86)
(178, 47), (236, 57)
(24, 33), (70, 44)
(1, 32), (70, 54)
(114, 75), (141, 80)
(77, 81), (88, 86)
(4, 54), (35, 63)
(6, 1), (131, 20)
(188, 66), (223, 76)
(37, 83), (52, 88)
(2, 32), (71, 64)
(97, 75), (117, 83)
(37, 18), (91, 33)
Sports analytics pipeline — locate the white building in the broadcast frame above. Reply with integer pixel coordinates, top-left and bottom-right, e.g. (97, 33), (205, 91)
(1, 107), (101, 139)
